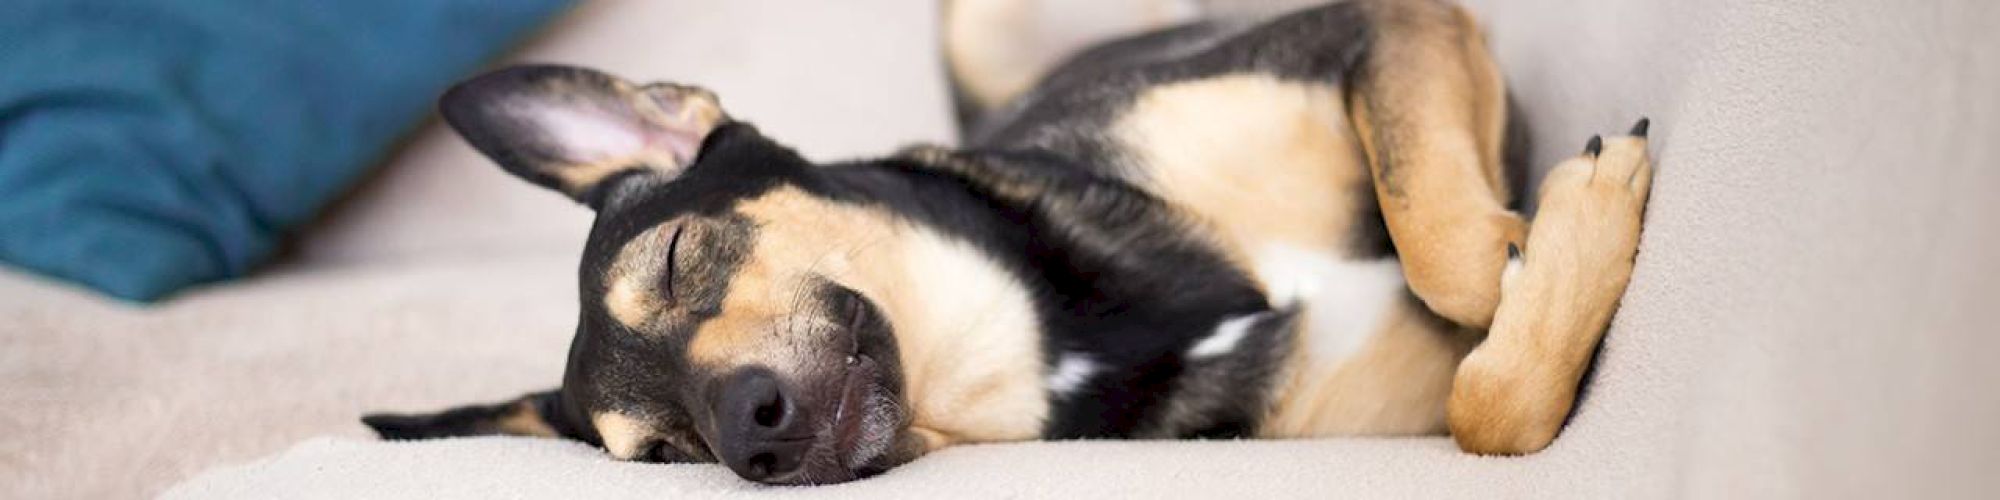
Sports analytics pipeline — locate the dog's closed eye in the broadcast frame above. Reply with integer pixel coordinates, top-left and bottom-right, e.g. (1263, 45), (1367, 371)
(841, 287), (870, 332)
(663, 225), (685, 303)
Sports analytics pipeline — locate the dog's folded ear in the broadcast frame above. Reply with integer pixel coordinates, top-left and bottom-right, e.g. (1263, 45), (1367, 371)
(439, 64), (728, 208)
(363, 389), (584, 442)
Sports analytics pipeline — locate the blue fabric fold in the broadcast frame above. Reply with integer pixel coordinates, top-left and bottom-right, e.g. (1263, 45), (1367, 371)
(0, 0), (570, 301)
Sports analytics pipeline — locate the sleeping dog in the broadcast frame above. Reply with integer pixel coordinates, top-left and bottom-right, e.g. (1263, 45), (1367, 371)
(364, 0), (1653, 485)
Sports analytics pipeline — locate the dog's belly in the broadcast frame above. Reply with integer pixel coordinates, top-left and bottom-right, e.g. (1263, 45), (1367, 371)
(1257, 282), (1470, 437)
(1112, 72), (1468, 437)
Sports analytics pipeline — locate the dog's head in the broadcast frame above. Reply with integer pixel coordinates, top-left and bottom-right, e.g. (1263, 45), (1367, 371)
(364, 65), (931, 484)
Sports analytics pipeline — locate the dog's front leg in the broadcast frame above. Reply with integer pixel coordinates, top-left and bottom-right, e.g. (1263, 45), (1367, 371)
(1449, 124), (1654, 454)
(1345, 0), (1654, 454)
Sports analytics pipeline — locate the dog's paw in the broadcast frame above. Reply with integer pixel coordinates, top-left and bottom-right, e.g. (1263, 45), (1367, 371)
(1578, 117), (1654, 204)
(1519, 118), (1653, 286)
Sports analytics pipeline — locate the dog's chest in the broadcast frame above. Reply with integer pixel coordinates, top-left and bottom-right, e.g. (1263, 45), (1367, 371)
(1112, 73), (1464, 436)
(1113, 73), (1389, 358)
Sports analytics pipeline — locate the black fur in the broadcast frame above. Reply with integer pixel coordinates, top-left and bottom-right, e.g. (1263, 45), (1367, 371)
(841, 147), (1277, 438)
(363, 390), (578, 440)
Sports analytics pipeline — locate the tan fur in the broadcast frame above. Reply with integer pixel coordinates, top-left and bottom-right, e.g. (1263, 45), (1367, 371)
(1259, 301), (1476, 437)
(1348, 0), (1522, 330)
(944, 0), (1199, 111)
(591, 411), (650, 460)
(907, 426), (956, 452)
(679, 187), (1051, 446)
(549, 160), (647, 198)
(638, 83), (727, 135)
(870, 228), (1049, 444)
(1449, 136), (1651, 453)
(1455, 5), (1510, 202)
(943, 0), (1041, 110)
(1113, 74), (1370, 272)
(494, 401), (560, 438)
(602, 262), (655, 330)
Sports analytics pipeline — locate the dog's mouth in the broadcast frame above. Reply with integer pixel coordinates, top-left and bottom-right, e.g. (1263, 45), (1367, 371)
(830, 354), (893, 465)
(802, 287), (903, 484)
(770, 352), (898, 485)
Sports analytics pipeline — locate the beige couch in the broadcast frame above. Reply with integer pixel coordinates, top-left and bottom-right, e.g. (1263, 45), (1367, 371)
(5, 0), (1996, 497)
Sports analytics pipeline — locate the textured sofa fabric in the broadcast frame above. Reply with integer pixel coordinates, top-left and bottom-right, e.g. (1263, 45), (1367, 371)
(5, 0), (1998, 498)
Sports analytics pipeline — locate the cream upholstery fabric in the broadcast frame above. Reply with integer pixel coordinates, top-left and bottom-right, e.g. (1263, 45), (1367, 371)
(5, 0), (1996, 497)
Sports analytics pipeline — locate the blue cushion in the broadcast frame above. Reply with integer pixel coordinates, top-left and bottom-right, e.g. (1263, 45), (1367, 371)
(0, 0), (570, 301)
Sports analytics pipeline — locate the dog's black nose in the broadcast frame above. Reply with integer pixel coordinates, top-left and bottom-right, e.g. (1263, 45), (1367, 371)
(714, 368), (811, 481)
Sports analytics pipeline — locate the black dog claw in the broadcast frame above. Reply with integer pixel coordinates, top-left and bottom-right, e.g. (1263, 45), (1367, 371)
(1630, 117), (1651, 138)
(1584, 135), (1604, 157)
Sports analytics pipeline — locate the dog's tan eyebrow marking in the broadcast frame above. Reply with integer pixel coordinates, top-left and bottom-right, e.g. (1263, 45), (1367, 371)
(604, 222), (677, 329)
(603, 216), (756, 333)
(604, 272), (655, 330)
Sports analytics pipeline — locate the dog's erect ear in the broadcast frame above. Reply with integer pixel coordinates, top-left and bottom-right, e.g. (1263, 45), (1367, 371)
(363, 389), (584, 441)
(440, 64), (728, 208)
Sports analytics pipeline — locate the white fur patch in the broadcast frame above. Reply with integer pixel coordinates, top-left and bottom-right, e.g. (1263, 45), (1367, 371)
(1188, 313), (1263, 359)
(1253, 245), (1405, 365)
(1046, 354), (1099, 397)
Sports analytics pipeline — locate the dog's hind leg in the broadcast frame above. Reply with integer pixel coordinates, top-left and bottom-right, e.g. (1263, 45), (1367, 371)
(941, 0), (1201, 130)
(1347, 0), (1521, 330)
